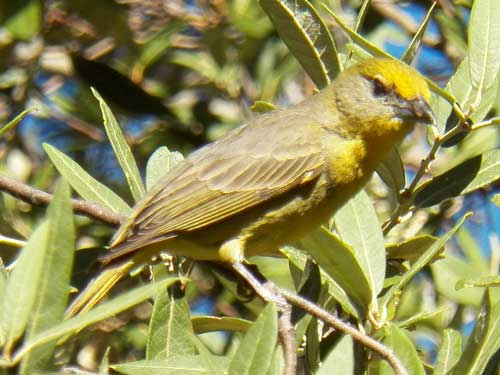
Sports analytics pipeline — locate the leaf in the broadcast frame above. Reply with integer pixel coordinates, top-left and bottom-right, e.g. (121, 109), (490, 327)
(0, 223), (49, 355)
(493, 194), (500, 207)
(0, 108), (32, 137)
(228, 303), (278, 375)
(401, 2), (436, 64)
(376, 147), (406, 193)
(317, 335), (354, 375)
(456, 275), (500, 290)
(249, 100), (277, 113)
(386, 235), (439, 263)
(468, 0), (500, 107)
(13, 277), (180, 363)
(449, 290), (500, 374)
(432, 254), (486, 307)
(414, 150), (500, 207)
(334, 190), (386, 297)
(92, 88), (145, 202)
(376, 325), (425, 375)
(146, 291), (195, 360)
(4, 0), (41, 41)
(191, 316), (251, 334)
(381, 214), (470, 308)
(111, 356), (230, 375)
(283, 246), (359, 318)
(44, 144), (131, 214)
(434, 329), (462, 375)
(20, 180), (75, 372)
(145, 146), (184, 191)
(301, 227), (371, 315)
(192, 337), (226, 375)
(259, 0), (340, 88)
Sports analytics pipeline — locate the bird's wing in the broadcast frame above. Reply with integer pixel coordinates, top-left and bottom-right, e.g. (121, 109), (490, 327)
(106, 108), (327, 259)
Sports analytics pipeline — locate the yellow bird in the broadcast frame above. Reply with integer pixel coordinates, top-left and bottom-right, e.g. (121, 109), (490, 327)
(68, 58), (434, 316)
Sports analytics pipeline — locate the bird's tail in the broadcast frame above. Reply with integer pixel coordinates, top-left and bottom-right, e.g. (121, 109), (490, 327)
(65, 260), (135, 319)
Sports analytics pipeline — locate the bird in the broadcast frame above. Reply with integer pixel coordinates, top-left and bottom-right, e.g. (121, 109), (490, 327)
(67, 57), (434, 316)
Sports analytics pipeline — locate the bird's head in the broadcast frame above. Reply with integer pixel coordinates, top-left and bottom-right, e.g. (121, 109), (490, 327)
(331, 58), (434, 141)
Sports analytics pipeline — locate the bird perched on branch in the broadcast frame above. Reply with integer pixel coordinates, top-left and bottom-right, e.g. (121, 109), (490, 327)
(68, 57), (434, 316)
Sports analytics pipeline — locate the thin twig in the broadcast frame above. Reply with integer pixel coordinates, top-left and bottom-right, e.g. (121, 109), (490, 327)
(277, 287), (409, 375)
(0, 175), (125, 226)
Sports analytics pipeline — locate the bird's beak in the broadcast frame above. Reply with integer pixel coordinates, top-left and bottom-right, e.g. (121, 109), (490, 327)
(411, 96), (435, 125)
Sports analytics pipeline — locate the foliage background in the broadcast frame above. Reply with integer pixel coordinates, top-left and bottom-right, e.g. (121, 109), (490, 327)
(1, 0), (500, 374)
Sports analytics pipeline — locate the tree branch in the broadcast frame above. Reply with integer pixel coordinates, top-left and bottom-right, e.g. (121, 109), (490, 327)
(0, 174), (125, 226)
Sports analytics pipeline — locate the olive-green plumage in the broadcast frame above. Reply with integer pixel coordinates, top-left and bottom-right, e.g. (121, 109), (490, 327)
(100, 58), (434, 266)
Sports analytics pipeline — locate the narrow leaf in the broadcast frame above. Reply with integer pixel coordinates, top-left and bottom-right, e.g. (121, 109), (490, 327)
(44, 144), (131, 214)
(92, 88), (145, 201)
(228, 303), (278, 375)
(301, 227), (371, 315)
(191, 316), (252, 334)
(449, 291), (500, 375)
(145, 146), (184, 191)
(434, 329), (462, 375)
(13, 277), (180, 362)
(259, 0), (340, 88)
(146, 291), (195, 360)
(456, 275), (500, 290)
(111, 356), (230, 375)
(468, 0), (500, 105)
(377, 325), (425, 375)
(334, 190), (386, 297)
(381, 213), (470, 307)
(401, 3), (436, 64)
(376, 147), (406, 193)
(1, 223), (49, 354)
(20, 180), (75, 372)
(0, 108), (32, 137)
(414, 150), (500, 207)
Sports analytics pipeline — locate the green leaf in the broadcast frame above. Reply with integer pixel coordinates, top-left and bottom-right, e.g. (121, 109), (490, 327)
(301, 227), (371, 315)
(92, 88), (145, 202)
(377, 325), (425, 375)
(386, 235), (439, 263)
(468, 0), (500, 107)
(43, 144), (131, 214)
(259, 0), (340, 88)
(13, 277), (180, 363)
(192, 337), (226, 375)
(20, 180), (75, 372)
(111, 356), (230, 375)
(317, 335), (354, 375)
(0, 109), (32, 138)
(249, 100), (277, 113)
(228, 303), (278, 375)
(0, 223), (48, 355)
(434, 329), (462, 375)
(456, 275), (500, 290)
(4, 0), (41, 40)
(401, 2), (436, 64)
(376, 147), (406, 193)
(414, 150), (500, 207)
(283, 246), (359, 318)
(449, 291), (500, 374)
(135, 22), (184, 76)
(334, 190), (386, 297)
(191, 316), (252, 334)
(145, 146), (184, 191)
(432, 254), (486, 307)
(146, 291), (195, 360)
(381, 214), (470, 308)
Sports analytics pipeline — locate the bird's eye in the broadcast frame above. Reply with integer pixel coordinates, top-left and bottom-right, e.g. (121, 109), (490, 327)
(372, 78), (390, 97)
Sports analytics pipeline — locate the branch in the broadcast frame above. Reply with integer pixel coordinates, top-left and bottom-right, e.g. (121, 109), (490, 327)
(277, 287), (409, 375)
(0, 174), (125, 226)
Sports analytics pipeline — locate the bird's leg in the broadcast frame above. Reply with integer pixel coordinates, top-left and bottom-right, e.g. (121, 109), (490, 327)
(231, 262), (297, 375)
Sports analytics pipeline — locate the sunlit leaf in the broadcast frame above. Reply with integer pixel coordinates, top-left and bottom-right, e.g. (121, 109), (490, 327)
(44, 144), (131, 214)
(92, 88), (145, 202)
(434, 329), (462, 375)
(259, 0), (340, 88)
